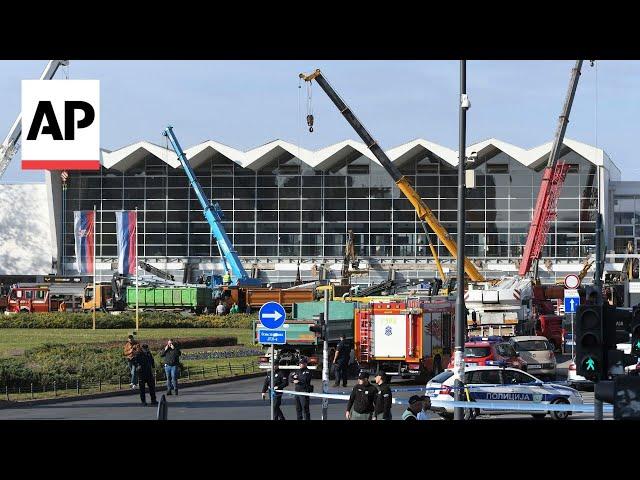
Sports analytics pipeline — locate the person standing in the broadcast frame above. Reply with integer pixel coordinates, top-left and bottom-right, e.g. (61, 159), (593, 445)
(133, 344), (158, 406)
(230, 302), (240, 314)
(262, 361), (289, 420)
(373, 372), (393, 420)
(123, 334), (141, 389)
(402, 395), (426, 421)
(160, 339), (181, 395)
(332, 335), (350, 388)
(223, 270), (232, 285)
(289, 357), (313, 420)
(345, 371), (376, 420)
(216, 301), (227, 316)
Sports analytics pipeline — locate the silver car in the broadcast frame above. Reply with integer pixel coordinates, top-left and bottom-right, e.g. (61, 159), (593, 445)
(509, 336), (557, 378)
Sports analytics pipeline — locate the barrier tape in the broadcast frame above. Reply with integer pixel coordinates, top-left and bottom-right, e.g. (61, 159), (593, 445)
(275, 390), (613, 413)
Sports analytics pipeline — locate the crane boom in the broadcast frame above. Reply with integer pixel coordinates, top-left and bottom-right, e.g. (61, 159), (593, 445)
(518, 60), (583, 277)
(299, 69), (485, 282)
(0, 60), (69, 180)
(163, 126), (261, 287)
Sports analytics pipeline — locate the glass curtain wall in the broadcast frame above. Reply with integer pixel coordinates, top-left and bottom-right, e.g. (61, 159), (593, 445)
(62, 149), (600, 268)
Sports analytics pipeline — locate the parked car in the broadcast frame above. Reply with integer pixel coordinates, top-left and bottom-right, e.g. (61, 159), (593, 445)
(447, 340), (527, 370)
(508, 336), (557, 379)
(426, 365), (583, 420)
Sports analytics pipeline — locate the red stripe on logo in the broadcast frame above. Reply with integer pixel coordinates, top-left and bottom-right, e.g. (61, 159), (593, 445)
(22, 160), (100, 170)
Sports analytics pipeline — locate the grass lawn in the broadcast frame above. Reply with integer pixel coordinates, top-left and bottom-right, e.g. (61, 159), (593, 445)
(0, 328), (255, 357)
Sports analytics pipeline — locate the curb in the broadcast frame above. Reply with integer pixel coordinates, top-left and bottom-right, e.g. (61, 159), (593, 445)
(0, 372), (264, 409)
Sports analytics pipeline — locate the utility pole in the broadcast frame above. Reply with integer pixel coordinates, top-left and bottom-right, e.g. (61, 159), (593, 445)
(454, 60), (469, 420)
(322, 288), (330, 420)
(594, 212), (604, 420)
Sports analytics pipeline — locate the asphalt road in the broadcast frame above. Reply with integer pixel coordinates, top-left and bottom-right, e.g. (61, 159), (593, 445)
(0, 355), (610, 420)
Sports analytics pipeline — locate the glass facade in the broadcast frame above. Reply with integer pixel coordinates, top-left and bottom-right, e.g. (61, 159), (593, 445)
(613, 195), (640, 254)
(61, 149), (601, 269)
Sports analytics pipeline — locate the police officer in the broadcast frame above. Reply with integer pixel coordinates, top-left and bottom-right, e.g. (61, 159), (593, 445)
(373, 372), (392, 420)
(262, 361), (289, 420)
(345, 371), (376, 420)
(289, 357), (313, 420)
(333, 335), (350, 387)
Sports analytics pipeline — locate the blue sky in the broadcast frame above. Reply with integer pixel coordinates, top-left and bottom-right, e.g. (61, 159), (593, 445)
(1, 60), (639, 183)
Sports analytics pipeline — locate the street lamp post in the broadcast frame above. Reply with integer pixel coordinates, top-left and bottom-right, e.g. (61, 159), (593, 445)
(454, 60), (470, 420)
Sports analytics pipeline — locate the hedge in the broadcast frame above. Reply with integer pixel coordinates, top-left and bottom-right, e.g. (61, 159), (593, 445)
(0, 336), (245, 387)
(0, 312), (257, 329)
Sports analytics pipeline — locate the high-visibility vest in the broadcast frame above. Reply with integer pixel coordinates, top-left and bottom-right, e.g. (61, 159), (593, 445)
(223, 274), (231, 283)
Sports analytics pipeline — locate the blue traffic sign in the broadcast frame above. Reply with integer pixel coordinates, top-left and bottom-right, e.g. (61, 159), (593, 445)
(564, 295), (580, 314)
(258, 301), (286, 329)
(258, 329), (286, 345)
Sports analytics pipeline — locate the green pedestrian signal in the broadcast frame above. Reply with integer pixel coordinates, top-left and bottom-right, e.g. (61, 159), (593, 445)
(636, 340), (640, 349)
(586, 358), (595, 371)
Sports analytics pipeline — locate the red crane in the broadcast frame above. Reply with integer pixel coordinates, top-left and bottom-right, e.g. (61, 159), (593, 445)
(518, 60), (584, 278)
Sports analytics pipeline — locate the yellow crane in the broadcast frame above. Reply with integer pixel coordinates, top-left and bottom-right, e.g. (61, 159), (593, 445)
(299, 69), (483, 282)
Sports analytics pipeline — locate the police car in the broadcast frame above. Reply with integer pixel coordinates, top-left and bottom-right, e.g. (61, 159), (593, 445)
(425, 366), (584, 420)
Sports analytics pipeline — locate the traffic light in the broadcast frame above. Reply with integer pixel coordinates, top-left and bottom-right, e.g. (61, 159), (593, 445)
(309, 313), (327, 341)
(575, 304), (604, 381)
(631, 305), (640, 357)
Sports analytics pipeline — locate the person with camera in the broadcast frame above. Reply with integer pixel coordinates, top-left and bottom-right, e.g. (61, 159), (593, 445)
(160, 339), (181, 395)
(262, 361), (289, 420)
(289, 357), (313, 420)
(133, 344), (158, 406)
(345, 371), (377, 420)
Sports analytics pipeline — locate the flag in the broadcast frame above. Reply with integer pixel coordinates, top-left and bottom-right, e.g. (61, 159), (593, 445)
(116, 210), (137, 275)
(74, 210), (95, 274)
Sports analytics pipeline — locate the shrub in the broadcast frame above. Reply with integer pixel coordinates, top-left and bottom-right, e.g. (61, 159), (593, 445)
(0, 312), (257, 329)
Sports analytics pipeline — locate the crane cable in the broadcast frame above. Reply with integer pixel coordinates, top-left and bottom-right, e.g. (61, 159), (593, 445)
(306, 80), (314, 132)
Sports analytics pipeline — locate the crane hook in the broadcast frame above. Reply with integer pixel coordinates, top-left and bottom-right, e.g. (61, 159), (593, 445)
(306, 114), (314, 133)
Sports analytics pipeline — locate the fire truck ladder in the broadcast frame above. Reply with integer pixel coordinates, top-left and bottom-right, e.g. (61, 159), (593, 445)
(358, 310), (373, 363)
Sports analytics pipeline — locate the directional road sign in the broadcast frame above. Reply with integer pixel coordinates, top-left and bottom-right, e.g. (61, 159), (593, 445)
(258, 301), (286, 329)
(258, 329), (286, 345)
(564, 292), (580, 314)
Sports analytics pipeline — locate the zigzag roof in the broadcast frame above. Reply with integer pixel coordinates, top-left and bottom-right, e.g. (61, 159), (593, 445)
(99, 137), (618, 174)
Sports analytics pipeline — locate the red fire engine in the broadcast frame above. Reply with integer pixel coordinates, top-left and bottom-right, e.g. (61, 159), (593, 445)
(7, 286), (61, 313)
(355, 298), (454, 380)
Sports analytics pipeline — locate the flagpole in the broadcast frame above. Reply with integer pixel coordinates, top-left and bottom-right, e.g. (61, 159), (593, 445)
(93, 204), (96, 331)
(135, 207), (139, 332)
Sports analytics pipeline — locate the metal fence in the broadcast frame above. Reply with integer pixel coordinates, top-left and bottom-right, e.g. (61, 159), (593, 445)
(0, 361), (260, 402)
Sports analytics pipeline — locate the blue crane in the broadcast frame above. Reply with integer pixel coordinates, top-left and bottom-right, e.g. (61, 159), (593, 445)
(163, 125), (261, 287)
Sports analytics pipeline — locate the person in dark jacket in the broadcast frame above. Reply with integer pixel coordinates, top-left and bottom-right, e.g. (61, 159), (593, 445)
(160, 339), (181, 395)
(262, 362), (289, 420)
(133, 344), (157, 406)
(333, 335), (350, 387)
(345, 371), (376, 420)
(373, 372), (393, 420)
(289, 357), (313, 420)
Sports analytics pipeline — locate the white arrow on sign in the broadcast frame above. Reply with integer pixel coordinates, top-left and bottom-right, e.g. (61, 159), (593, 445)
(569, 299), (576, 310)
(262, 311), (283, 321)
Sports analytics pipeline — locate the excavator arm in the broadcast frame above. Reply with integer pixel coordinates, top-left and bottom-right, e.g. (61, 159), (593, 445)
(299, 69), (484, 282)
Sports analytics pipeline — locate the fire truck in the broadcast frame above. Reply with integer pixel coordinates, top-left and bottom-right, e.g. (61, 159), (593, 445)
(354, 297), (454, 381)
(6, 285), (61, 313)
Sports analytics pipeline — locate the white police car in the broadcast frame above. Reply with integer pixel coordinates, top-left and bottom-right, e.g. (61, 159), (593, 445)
(426, 366), (584, 420)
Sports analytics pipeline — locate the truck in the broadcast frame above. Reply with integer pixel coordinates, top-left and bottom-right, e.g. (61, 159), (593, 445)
(245, 288), (315, 311)
(255, 301), (354, 372)
(6, 285), (61, 313)
(354, 297), (455, 381)
(464, 277), (535, 338)
(126, 286), (214, 313)
(465, 278), (564, 350)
